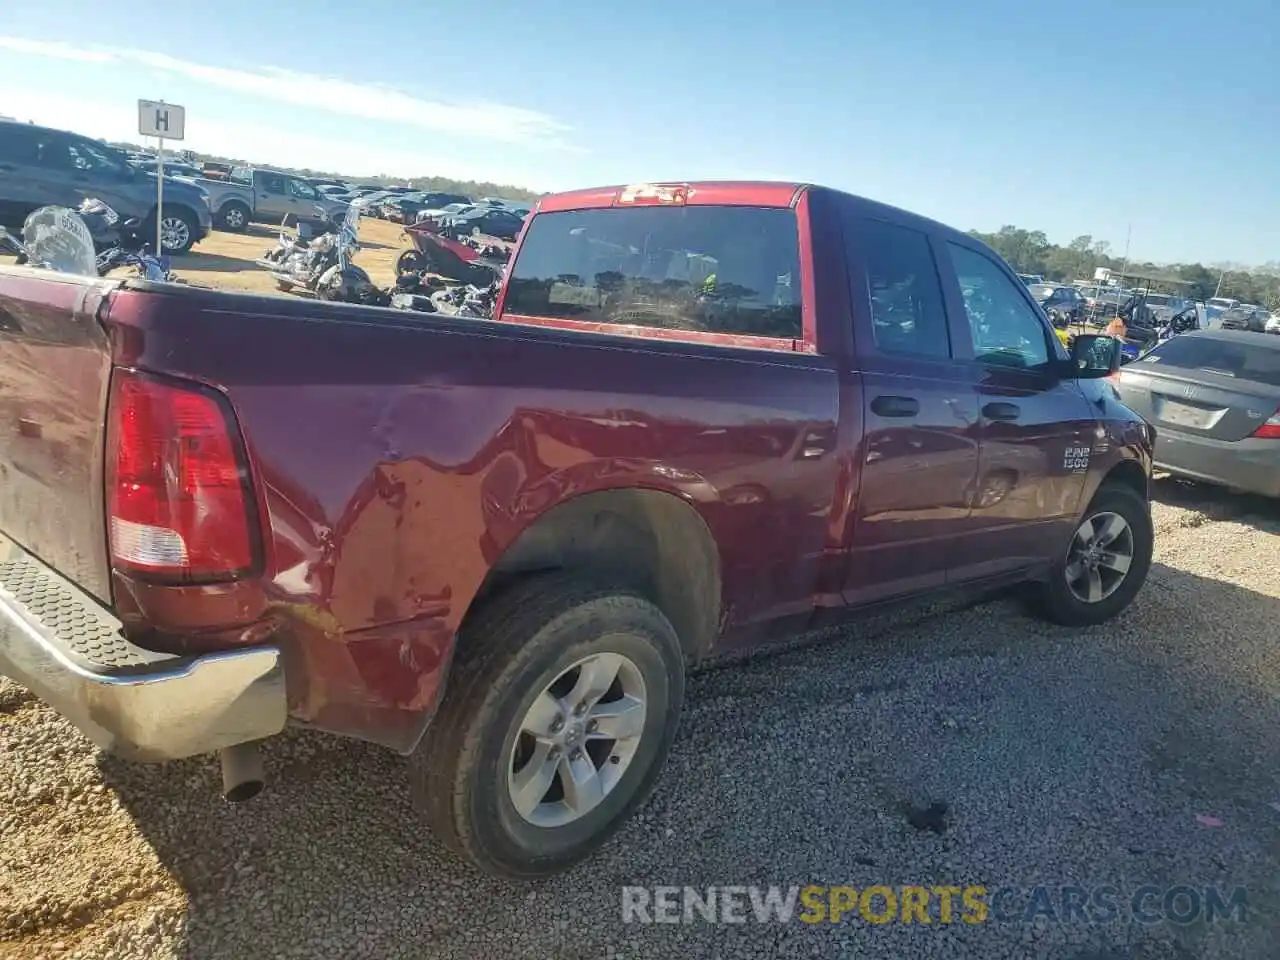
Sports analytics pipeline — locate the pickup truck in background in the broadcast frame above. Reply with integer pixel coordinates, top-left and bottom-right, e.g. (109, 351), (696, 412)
(216, 166), (350, 232)
(0, 119), (213, 254)
(0, 181), (1154, 878)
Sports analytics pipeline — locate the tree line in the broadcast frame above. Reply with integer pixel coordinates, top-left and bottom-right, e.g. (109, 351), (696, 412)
(967, 225), (1280, 310)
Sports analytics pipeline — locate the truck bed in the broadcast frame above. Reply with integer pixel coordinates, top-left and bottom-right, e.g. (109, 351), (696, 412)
(0, 269), (841, 748)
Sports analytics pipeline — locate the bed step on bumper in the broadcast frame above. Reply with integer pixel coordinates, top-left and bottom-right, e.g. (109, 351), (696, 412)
(0, 533), (286, 761)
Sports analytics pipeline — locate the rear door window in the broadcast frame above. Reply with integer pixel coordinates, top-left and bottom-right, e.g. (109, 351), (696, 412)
(857, 219), (951, 359)
(504, 205), (802, 341)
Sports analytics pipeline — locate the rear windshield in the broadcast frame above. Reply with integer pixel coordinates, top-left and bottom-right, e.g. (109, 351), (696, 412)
(1144, 294), (1171, 307)
(1139, 336), (1280, 387)
(504, 205), (803, 340)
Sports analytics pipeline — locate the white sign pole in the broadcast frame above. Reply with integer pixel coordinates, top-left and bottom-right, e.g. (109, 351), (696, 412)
(138, 99), (186, 256)
(155, 116), (165, 256)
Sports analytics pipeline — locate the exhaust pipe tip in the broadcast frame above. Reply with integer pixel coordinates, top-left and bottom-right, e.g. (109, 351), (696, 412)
(220, 742), (265, 803)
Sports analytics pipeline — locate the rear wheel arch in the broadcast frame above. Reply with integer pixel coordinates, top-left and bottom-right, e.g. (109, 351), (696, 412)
(461, 488), (723, 664)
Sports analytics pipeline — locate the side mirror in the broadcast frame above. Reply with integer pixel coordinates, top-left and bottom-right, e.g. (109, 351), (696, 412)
(1067, 334), (1121, 378)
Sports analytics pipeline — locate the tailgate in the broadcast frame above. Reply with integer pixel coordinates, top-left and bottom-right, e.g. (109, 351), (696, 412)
(0, 268), (121, 602)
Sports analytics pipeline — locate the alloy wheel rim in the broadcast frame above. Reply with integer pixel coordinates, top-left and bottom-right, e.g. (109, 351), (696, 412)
(160, 217), (189, 251)
(1064, 510), (1134, 603)
(507, 649), (647, 828)
(225, 208), (244, 228)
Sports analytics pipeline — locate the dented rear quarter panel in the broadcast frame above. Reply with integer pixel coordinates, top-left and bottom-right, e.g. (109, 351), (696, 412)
(102, 283), (843, 751)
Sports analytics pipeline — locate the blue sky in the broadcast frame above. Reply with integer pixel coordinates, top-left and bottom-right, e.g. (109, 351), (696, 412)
(2, 1), (1276, 264)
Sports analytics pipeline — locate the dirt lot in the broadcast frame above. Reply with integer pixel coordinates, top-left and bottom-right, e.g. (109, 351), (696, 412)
(2, 481), (1279, 960)
(0, 217), (412, 295)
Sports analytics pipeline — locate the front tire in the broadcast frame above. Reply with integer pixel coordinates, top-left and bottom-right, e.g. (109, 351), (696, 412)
(149, 208), (197, 254)
(413, 574), (685, 878)
(1033, 482), (1153, 626)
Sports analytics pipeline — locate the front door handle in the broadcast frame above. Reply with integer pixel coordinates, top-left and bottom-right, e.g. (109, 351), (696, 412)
(870, 395), (920, 418)
(797, 428), (833, 460)
(982, 401), (1021, 421)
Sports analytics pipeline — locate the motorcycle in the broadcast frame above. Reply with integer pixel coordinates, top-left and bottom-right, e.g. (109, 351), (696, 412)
(257, 204), (345, 268)
(397, 221), (507, 287)
(431, 281), (500, 318)
(0, 204), (100, 276)
(2, 199), (176, 283)
(76, 199), (176, 281)
(261, 200), (384, 304)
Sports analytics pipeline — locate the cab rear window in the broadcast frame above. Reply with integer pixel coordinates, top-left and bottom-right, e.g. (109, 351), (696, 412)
(503, 206), (802, 340)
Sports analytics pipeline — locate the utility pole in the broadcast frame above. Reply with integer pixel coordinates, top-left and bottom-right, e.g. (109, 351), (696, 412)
(1214, 269), (1226, 298)
(1118, 223), (1132, 283)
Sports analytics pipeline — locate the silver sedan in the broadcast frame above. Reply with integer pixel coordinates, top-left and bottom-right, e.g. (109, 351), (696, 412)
(1114, 330), (1280, 498)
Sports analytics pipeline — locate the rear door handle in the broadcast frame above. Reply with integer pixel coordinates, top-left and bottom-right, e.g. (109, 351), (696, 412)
(982, 402), (1021, 421)
(870, 395), (920, 418)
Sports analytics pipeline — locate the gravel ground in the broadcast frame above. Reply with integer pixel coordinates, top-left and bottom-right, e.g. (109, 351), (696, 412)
(2, 479), (1278, 960)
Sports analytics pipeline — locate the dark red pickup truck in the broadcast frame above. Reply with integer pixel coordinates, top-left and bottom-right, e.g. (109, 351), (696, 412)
(0, 181), (1154, 877)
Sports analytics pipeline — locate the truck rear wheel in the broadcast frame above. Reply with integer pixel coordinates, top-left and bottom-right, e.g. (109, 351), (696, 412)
(1033, 482), (1153, 626)
(218, 201), (250, 232)
(413, 574), (685, 878)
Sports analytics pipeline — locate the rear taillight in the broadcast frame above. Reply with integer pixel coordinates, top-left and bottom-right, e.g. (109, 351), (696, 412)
(106, 369), (258, 580)
(1252, 409), (1280, 439)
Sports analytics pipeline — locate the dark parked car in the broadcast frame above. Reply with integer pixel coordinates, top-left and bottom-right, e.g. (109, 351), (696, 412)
(1217, 304), (1269, 332)
(1114, 330), (1280, 497)
(0, 119), (212, 253)
(442, 206), (526, 241)
(377, 195), (427, 223)
(1029, 283), (1088, 324)
(420, 192), (472, 209)
(0, 180), (1154, 881)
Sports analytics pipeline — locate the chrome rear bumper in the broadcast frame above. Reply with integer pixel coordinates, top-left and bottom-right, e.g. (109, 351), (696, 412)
(0, 533), (286, 761)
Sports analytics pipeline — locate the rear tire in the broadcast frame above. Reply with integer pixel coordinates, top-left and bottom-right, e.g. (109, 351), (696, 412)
(396, 250), (426, 275)
(1032, 482), (1153, 626)
(413, 573), (685, 878)
(218, 201), (250, 232)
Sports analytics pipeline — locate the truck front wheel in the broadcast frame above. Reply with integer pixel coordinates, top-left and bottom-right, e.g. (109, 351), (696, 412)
(1033, 481), (1153, 626)
(146, 207), (198, 254)
(413, 574), (685, 878)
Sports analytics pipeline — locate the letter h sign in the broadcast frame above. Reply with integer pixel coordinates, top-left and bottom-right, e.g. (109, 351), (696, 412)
(138, 100), (186, 141)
